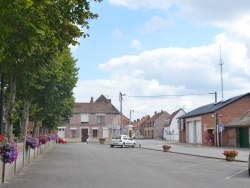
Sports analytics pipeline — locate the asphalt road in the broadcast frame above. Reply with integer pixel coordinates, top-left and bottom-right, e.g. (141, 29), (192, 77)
(2, 142), (250, 188)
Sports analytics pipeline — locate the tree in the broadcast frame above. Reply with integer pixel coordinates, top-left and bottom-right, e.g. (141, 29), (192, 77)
(0, 0), (102, 140)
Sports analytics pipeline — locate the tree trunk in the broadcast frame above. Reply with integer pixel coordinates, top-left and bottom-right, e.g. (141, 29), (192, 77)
(32, 116), (38, 138)
(21, 98), (30, 137)
(6, 75), (16, 142)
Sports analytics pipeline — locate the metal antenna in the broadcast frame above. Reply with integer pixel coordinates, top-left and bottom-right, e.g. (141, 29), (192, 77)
(219, 46), (224, 100)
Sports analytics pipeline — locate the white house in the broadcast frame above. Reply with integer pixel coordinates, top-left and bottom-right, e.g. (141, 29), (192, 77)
(163, 108), (186, 141)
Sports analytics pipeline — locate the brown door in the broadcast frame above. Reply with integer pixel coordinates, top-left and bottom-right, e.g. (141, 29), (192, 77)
(81, 129), (88, 142)
(129, 130), (132, 138)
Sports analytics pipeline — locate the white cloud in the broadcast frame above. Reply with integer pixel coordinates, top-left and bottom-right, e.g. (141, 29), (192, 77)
(140, 16), (173, 34)
(131, 39), (143, 49)
(111, 28), (124, 39)
(108, 0), (172, 10)
(74, 0), (250, 118)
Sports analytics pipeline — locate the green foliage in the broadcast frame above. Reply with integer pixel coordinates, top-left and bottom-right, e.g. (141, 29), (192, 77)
(0, 0), (102, 138)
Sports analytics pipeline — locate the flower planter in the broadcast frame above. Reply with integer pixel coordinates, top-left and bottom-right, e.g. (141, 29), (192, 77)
(226, 156), (235, 161)
(99, 141), (104, 144)
(163, 148), (170, 152)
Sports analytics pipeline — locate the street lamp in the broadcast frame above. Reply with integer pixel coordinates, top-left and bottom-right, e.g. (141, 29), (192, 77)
(120, 92), (126, 134)
(129, 110), (134, 125)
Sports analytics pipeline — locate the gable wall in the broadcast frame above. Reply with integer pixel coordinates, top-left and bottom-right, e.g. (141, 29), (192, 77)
(154, 112), (170, 139)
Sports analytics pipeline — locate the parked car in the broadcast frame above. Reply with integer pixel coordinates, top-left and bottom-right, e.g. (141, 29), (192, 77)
(248, 154), (250, 176)
(57, 137), (67, 144)
(110, 135), (136, 148)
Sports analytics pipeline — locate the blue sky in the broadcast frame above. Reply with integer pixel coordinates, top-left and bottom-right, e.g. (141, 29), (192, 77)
(72, 0), (250, 121)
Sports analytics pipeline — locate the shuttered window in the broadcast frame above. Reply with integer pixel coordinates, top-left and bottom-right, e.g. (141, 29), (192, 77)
(81, 114), (89, 123)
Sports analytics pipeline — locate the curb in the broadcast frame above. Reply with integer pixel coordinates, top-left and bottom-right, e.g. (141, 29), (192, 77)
(139, 146), (247, 163)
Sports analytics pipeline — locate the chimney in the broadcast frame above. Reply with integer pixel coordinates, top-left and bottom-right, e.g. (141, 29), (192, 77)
(137, 119), (140, 122)
(155, 111), (157, 114)
(107, 99), (111, 103)
(161, 110), (163, 113)
(90, 97), (93, 103)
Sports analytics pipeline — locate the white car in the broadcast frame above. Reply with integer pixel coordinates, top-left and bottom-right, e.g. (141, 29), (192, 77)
(110, 135), (136, 148)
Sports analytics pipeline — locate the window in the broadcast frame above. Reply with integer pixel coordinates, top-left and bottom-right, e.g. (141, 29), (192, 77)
(93, 130), (98, 137)
(81, 114), (89, 123)
(97, 116), (105, 124)
(70, 130), (76, 138)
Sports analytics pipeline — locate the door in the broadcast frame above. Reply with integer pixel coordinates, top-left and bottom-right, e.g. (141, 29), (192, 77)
(81, 129), (88, 142)
(129, 130), (132, 138)
(239, 128), (249, 148)
(57, 128), (65, 138)
(188, 122), (194, 143)
(103, 128), (108, 138)
(196, 121), (202, 144)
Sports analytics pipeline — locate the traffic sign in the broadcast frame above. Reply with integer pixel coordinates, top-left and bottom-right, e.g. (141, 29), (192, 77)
(219, 124), (225, 131)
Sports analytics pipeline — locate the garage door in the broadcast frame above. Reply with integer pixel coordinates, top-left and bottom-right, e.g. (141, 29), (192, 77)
(196, 121), (202, 144)
(188, 121), (194, 143)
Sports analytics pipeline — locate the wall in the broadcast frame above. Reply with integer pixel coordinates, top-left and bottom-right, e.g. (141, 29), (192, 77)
(0, 141), (54, 185)
(196, 95), (250, 147)
(154, 112), (170, 139)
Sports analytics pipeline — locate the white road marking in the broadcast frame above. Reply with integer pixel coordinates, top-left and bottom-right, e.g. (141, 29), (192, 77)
(225, 168), (249, 180)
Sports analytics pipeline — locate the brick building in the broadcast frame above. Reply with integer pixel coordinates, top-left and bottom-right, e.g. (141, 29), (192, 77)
(57, 95), (120, 143)
(178, 93), (250, 148)
(144, 110), (170, 139)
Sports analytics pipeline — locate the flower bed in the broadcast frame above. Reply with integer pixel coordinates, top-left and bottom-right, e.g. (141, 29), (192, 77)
(26, 137), (39, 149)
(99, 138), (106, 141)
(222, 150), (238, 157)
(162, 145), (171, 149)
(0, 135), (18, 164)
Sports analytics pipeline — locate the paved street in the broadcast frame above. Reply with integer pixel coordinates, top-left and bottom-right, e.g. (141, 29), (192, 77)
(1, 142), (250, 188)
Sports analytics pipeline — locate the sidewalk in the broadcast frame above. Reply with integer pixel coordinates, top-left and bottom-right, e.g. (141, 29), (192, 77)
(140, 141), (250, 162)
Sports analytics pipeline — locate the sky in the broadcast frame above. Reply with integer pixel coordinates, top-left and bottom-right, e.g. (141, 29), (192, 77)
(72, 0), (250, 121)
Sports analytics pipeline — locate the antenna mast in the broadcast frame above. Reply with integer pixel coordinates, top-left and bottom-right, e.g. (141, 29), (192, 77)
(219, 46), (224, 100)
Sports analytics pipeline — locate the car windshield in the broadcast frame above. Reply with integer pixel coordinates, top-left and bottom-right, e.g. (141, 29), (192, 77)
(112, 135), (121, 139)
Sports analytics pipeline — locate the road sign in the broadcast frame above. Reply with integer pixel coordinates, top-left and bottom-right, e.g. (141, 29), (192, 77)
(219, 124), (225, 131)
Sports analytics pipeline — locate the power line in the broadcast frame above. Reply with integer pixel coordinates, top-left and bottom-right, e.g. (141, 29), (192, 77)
(126, 92), (216, 98)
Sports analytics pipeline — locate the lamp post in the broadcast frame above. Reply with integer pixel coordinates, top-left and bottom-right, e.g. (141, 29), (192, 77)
(129, 110), (134, 125)
(218, 114), (223, 147)
(119, 92), (126, 134)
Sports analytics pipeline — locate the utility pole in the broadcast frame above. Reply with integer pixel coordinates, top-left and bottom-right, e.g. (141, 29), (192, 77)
(129, 110), (134, 125)
(214, 91), (217, 102)
(219, 46), (224, 100)
(119, 92), (126, 134)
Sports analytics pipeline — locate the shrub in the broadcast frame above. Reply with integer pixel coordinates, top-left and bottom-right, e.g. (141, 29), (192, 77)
(222, 150), (238, 157)
(162, 145), (171, 149)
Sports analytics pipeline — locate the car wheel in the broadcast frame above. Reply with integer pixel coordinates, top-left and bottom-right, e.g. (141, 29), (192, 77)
(110, 145), (114, 148)
(121, 143), (125, 148)
(132, 143), (136, 148)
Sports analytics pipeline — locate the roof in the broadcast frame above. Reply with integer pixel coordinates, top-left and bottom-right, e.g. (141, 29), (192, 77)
(164, 108), (184, 127)
(74, 95), (120, 114)
(178, 93), (250, 119)
(227, 110), (250, 127)
(134, 116), (150, 126)
(95, 94), (108, 103)
(145, 111), (169, 123)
